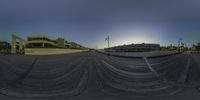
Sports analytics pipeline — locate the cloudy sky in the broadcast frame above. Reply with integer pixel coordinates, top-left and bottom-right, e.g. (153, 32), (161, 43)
(0, 0), (200, 48)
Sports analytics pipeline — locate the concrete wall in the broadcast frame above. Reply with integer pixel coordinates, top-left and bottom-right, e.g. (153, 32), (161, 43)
(25, 48), (87, 55)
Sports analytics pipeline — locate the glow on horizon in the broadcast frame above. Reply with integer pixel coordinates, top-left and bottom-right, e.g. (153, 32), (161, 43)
(96, 31), (194, 49)
(102, 29), (162, 48)
(113, 37), (154, 46)
(96, 34), (160, 49)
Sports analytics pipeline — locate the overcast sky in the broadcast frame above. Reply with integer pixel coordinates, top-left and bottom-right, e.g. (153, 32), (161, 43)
(0, 0), (200, 48)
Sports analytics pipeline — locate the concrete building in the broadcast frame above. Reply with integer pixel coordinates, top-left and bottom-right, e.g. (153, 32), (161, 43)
(26, 35), (71, 48)
(11, 34), (26, 54)
(105, 43), (160, 52)
(4, 34), (87, 55)
(69, 42), (84, 49)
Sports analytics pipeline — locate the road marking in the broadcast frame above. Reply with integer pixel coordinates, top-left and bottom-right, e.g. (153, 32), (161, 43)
(177, 58), (191, 83)
(143, 57), (160, 78)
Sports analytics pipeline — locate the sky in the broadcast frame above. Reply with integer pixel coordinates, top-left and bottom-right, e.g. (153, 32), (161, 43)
(0, 0), (200, 48)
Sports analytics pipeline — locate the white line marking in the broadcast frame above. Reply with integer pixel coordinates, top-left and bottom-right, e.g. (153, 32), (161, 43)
(143, 57), (160, 78)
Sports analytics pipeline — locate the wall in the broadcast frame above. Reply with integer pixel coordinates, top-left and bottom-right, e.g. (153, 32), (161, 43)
(25, 48), (87, 55)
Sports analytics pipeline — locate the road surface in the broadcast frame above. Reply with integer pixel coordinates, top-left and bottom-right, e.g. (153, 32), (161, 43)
(0, 51), (200, 100)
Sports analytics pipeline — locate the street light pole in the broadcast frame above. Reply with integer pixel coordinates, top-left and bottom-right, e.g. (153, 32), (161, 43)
(105, 35), (110, 52)
(107, 36), (110, 48)
(178, 38), (182, 53)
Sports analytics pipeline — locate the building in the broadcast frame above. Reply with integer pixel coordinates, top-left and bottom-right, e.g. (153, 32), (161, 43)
(69, 42), (85, 49)
(26, 35), (71, 48)
(105, 43), (160, 52)
(11, 34), (26, 54)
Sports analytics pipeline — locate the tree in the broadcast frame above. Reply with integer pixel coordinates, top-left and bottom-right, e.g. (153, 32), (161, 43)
(196, 43), (200, 51)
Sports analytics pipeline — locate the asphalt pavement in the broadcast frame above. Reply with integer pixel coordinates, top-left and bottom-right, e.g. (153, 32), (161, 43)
(0, 51), (200, 100)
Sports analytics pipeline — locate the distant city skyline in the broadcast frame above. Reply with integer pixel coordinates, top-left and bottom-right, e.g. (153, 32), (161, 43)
(0, 0), (200, 48)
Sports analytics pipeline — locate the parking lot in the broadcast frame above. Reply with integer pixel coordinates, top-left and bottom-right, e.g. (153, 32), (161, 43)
(0, 51), (200, 100)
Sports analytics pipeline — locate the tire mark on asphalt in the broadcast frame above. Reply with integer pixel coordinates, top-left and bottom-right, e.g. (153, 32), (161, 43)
(150, 54), (183, 66)
(10, 57), (38, 86)
(177, 58), (191, 83)
(0, 55), (91, 97)
(0, 59), (10, 85)
(101, 60), (153, 77)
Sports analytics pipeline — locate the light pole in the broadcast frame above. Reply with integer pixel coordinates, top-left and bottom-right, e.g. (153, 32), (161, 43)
(178, 38), (182, 53)
(105, 35), (110, 48)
